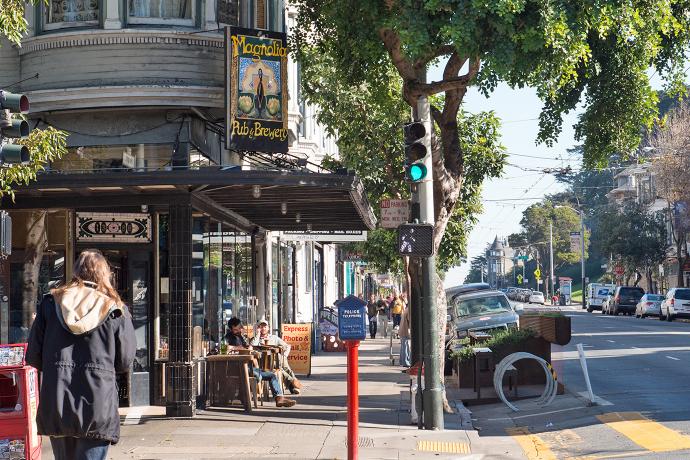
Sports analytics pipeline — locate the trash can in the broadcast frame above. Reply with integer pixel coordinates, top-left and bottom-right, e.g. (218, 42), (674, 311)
(0, 343), (41, 460)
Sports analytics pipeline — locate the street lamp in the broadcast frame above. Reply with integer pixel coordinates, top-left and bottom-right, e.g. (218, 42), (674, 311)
(556, 205), (586, 308)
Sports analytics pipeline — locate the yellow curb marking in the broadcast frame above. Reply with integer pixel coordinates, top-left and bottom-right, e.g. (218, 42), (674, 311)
(596, 412), (690, 452)
(566, 450), (648, 460)
(506, 426), (557, 460)
(416, 440), (470, 454)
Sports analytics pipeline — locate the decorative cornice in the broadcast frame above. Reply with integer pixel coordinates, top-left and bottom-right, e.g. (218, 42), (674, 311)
(19, 30), (224, 55)
(27, 85), (224, 113)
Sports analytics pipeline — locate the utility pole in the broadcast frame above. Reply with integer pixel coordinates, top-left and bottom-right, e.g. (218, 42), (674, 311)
(417, 96), (443, 430)
(549, 222), (554, 300)
(580, 210), (586, 309)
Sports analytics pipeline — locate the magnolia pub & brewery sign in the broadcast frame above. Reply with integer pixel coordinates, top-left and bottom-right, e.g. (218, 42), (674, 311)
(225, 27), (288, 153)
(76, 213), (152, 243)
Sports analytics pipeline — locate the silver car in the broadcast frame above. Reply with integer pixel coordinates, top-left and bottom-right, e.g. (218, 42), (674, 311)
(635, 294), (664, 318)
(447, 287), (520, 339)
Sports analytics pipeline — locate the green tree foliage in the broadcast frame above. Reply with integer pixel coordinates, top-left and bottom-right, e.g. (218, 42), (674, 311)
(310, 49), (505, 273)
(1, 1), (68, 197)
(292, 0), (690, 285)
(293, 0), (690, 168)
(597, 204), (667, 286)
(517, 201), (589, 268)
(0, 0), (30, 45)
(464, 253), (487, 284)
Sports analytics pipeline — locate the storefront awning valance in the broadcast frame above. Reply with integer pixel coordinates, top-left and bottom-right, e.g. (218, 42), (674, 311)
(7, 167), (376, 232)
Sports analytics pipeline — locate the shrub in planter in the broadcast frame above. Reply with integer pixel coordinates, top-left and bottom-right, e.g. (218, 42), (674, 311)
(450, 328), (543, 388)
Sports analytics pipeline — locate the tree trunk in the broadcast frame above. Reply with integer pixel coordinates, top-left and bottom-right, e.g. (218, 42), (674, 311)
(646, 269), (654, 294)
(677, 254), (684, 288)
(22, 211), (47, 328)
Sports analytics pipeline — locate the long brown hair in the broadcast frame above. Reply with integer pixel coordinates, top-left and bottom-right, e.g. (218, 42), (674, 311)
(53, 250), (124, 308)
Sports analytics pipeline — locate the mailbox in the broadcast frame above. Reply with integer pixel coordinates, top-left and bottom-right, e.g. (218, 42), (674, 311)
(0, 344), (41, 460)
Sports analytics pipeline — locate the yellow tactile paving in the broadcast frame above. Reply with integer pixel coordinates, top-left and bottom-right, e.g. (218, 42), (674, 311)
(596, 412), (690, 452)
(506, 426), (558, 460)
(416, 440), (470, 454)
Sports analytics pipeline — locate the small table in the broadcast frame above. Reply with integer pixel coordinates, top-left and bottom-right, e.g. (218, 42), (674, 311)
(206, 354), (255, 412)
(468, 331), (492, 345)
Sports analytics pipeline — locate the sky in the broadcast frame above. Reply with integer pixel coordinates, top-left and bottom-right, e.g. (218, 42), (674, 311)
(426, 65), (583, 288)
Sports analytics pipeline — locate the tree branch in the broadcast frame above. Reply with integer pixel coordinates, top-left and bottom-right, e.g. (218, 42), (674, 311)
(378, 28), (417, 81)
(414, 45), (457, 70)
(443, 52), (467, 81)
(409, 57), (481, 95)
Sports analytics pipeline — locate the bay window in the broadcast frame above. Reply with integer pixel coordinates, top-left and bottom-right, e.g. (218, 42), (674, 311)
(45, 0), (99, 30)
(128, 0), (193, 24)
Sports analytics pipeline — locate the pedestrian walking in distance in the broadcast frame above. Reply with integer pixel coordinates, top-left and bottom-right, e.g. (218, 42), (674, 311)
(391, 294), (404, 328)
(399, 302), (411, 367)
(26, 250), (136, 460)
(367, 294), (378, 339)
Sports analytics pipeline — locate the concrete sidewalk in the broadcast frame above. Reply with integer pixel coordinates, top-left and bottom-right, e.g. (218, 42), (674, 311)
(41, 339), (480, 459)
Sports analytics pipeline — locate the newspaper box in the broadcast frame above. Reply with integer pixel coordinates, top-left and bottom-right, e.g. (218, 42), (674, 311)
(0, 344), (41, 460)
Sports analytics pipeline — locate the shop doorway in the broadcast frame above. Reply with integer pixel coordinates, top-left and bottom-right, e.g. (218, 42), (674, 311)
(89, 248), (152, 407)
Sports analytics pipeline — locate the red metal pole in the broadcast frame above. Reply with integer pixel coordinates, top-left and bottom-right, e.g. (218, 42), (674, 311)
(347, 340), (359, 460)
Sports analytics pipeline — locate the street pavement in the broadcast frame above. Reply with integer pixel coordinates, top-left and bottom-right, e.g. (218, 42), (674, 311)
(40, 337), (478, 460)
(470, 305), (690, 459)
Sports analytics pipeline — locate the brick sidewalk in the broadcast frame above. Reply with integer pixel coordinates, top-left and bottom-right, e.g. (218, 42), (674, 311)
(41, 339), (479, 459)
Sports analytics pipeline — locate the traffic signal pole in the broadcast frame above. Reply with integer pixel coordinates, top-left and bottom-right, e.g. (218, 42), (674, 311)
(418, 96), (443, 430)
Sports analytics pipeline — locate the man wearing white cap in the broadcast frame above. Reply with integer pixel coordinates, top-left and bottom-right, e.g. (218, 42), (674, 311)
(251, 318), (303, 394)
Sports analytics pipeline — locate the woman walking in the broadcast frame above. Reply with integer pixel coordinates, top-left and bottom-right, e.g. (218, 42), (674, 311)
(26, 250), (136, 460)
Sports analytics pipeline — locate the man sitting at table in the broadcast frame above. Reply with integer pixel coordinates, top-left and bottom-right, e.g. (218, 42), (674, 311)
(226, 317), (296, 408)
(250, 318), (303, 395)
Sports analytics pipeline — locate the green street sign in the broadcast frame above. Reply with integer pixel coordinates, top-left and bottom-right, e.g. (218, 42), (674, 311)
(517, 255), (529, 261)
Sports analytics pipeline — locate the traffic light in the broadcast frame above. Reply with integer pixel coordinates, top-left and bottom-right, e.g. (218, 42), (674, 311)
(0, 90), (31, 165)
(403, 121), (427, 182)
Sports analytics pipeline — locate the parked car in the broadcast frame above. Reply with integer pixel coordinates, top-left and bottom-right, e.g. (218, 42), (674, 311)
(506, 287), (518, 300)
(635, 294), (664, 318)
(607, 286), (645, 316)
(660, 288), (690, 321)
(446, 286), (521, 339)
(514, 289), (528, 303)
(586, 283), (616, 313)
(529, 291), (545, 304)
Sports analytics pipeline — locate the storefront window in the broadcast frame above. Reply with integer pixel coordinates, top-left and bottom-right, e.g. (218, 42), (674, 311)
(45, 0), (99, 30)
(279, 243), (293, 325)
(50, 144), (174, 173)
(2, 210), (67, 344)
(205, 225), (222, 344)
(192, 216), (208, 338)
(157, 214), (170, 361)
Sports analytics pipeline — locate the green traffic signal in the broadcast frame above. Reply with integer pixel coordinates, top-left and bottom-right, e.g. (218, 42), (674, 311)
(406, 163), (427, 182)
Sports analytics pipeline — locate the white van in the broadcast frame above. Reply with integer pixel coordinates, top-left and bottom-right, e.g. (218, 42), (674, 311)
(586, 283), (616, 312)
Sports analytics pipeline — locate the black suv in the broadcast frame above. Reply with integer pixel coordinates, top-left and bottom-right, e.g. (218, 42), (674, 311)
(608, 286), (645, 316)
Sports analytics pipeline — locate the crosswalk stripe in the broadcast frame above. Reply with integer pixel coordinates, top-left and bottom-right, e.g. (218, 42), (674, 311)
(506, 426), (557, 460)
(596, 412), (690, 452)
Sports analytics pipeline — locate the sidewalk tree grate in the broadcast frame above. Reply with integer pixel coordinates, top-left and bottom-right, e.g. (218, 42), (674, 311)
(417, 441), (470, 454)
(345, 437), (375, 448)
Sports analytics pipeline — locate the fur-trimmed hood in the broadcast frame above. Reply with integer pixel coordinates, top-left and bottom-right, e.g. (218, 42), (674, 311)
(52, 283), (122, 335)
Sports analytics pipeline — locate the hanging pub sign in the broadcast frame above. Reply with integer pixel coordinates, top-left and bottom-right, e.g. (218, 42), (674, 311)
(76, 212), (151, 243)
(225, 26), (289, 153)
